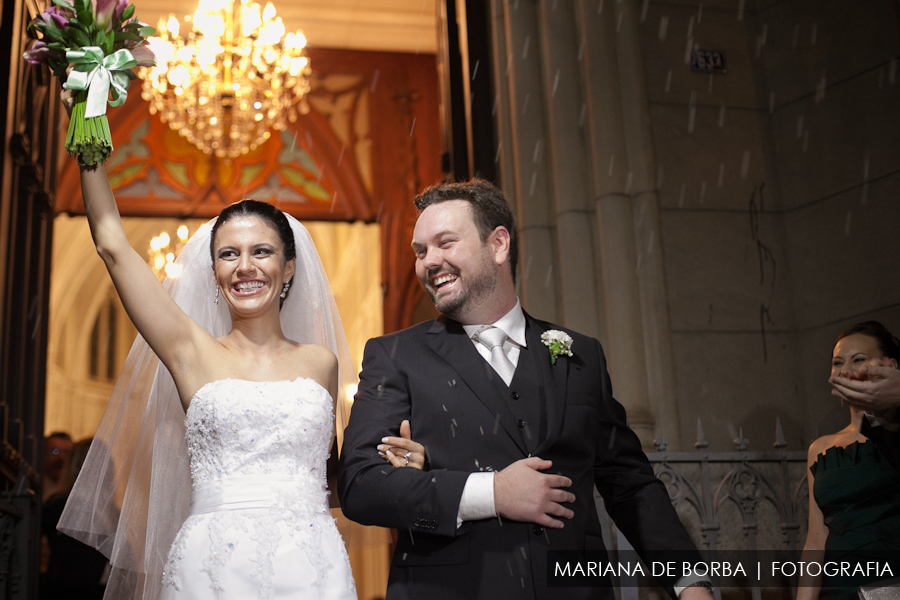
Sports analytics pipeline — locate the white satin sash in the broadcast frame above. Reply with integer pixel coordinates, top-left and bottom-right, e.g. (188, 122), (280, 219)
(189, 474), (326, 515)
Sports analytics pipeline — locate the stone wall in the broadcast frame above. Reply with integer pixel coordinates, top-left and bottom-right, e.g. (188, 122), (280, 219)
(644, 0), (900, 449)
(487, 0), (900, 451)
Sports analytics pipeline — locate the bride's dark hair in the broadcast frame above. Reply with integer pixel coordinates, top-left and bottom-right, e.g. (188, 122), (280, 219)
(835, 321), (900, 363)
(209, 200), (297, 263)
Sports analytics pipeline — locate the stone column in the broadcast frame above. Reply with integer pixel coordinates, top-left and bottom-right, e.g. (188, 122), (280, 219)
(536, 0), (601, 339)
(576, 0), (655, 446)
(615, 0), (682, 448)
(500, 0), (558, 323)
(489, 0), (518, 210)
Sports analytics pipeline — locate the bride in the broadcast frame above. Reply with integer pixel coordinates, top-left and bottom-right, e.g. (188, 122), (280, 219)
(55, 90), (380, 598)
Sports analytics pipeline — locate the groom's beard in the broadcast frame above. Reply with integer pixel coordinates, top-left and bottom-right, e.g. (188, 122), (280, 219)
(426, 262), (497, 321)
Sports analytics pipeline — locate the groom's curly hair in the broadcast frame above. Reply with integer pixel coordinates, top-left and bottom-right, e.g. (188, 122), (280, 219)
(414, 179), (518, 282)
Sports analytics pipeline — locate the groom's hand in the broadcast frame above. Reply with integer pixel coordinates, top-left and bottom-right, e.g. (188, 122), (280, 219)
(830, 364), (900, 419)
(494, 457), (575, 528)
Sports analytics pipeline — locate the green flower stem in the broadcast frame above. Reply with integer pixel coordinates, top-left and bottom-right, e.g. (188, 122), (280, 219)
(548, 341), (567, 364)
(65, 89), (113, 166)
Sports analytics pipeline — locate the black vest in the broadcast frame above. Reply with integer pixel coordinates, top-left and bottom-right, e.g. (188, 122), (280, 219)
(487, 342), (546, 454)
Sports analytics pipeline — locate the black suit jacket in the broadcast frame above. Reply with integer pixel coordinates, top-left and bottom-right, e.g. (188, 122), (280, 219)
(338, 313), (701, 599)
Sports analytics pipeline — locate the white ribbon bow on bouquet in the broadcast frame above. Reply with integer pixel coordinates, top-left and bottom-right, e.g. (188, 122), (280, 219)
(65, 46), (137, 118)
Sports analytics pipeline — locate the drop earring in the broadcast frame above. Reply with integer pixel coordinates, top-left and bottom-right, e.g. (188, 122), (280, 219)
(281, 280), (291, 299)
(214, 286), (219, 305)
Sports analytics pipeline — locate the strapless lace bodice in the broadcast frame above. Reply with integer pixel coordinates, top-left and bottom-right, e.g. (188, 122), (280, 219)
(163, 378), (354, 600)
(185, 378), (335, 484)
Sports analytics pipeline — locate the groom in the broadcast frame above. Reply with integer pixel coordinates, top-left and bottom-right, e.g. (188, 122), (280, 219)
(339, 180), (711, 599)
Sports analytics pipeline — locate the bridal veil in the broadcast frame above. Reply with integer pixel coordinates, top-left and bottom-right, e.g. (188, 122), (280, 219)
(57, 214), (356, 600)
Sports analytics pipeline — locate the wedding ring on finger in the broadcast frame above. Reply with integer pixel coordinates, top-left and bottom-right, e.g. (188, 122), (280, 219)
(405, 451), (411, 466)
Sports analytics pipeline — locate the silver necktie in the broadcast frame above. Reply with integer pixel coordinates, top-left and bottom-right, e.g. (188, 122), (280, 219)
(475, 326), (515, 386)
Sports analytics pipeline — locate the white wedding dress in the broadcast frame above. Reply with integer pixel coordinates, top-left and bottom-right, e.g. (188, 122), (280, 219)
(159, 377), (357, 600)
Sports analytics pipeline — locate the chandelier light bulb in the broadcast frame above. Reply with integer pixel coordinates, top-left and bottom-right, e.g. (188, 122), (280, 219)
(196, 51), (216, 68)
(147, 37), (174, 65)
(164, 262), (183, 278)
(166, 15), (180, 36)
(289, 57), (304, 77)
(176, 46), (194, 64)
(262, 2), (276, 22)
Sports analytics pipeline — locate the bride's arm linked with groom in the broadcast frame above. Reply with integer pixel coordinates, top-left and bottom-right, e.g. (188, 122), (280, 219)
(339, 179), (713, 600)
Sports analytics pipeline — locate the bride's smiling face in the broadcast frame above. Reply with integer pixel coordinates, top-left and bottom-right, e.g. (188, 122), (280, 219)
(830, 334), (895, 378)
(212, 216), (295, 315)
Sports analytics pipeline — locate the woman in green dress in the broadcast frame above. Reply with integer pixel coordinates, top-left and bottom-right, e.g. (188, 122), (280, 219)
(799, 321), (900, 600)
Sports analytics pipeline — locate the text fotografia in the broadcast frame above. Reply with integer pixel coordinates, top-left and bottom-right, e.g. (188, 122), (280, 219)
(772, 562), (893, 578)
(546, 551), (896, 588)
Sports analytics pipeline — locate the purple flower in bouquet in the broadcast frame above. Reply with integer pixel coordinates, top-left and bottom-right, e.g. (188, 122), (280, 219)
(130, 44), (155, 67)
(92, 0), (119, 31)
(40, 6), (71, 30)
(23, 40), (54, 65)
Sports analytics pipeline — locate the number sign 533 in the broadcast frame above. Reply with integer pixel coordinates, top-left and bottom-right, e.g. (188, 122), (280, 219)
(691, 49), (727, 74)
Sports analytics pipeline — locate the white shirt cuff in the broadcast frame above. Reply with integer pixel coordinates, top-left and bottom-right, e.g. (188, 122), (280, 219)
(456, 472), (496, 528)
(674, 573), (712, 596)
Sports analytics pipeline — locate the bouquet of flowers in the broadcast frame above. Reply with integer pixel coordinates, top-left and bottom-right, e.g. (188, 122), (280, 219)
(23, 0), (156, 166)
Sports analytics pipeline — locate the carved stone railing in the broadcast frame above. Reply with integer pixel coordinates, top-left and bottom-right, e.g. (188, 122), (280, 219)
(0, 465), (36, 600)
(599, 418), (810, 600)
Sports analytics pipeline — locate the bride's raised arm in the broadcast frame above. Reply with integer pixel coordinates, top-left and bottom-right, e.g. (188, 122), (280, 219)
(77, 163), (209, 385)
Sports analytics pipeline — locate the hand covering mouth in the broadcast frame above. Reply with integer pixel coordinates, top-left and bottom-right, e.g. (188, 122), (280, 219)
(431, 273), (458, 288)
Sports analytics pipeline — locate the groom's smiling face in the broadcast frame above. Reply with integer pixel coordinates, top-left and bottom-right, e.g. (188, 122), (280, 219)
(412, 200), (498, 322)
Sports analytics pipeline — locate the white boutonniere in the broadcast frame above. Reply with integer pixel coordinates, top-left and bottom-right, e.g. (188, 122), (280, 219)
(541, 330), (573, 365)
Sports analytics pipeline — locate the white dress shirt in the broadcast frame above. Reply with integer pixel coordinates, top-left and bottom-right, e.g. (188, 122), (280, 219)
(455, 301), (526, 525)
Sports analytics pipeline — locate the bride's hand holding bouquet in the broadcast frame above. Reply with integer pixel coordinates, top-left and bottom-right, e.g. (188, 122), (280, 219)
(23, 0), (156, 166)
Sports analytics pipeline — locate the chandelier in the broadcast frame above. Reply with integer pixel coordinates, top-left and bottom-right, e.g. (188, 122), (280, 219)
(148, 225), (191, 280)
(140, 0), (311, 159)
